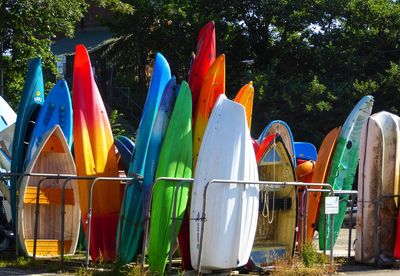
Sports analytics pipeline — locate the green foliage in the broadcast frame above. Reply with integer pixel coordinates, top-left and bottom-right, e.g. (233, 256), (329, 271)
(2, 0), (400, 144)
(96, 0), (134, 14)
(98, 0), (399, 143)
(0, 0), (89, 109)
(110, 109), (127, 137)
(300, 241), (327, 268)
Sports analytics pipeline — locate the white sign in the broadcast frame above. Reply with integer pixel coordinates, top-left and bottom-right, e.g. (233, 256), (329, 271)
(325, 196), (339, 214)
(56, 62), (64, 76)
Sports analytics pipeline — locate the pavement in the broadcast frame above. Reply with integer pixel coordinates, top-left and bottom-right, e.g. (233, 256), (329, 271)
(0, 268), (65, 275)
(315, 227), (400, 275)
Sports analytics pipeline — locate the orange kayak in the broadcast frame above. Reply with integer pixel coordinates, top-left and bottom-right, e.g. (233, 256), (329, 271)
(296, 159), (315, 183)
(234, 81), (254, 130)
(193, 54), (225, 167)
(73, 45), (122, 261)
(303, 127), (341, 242)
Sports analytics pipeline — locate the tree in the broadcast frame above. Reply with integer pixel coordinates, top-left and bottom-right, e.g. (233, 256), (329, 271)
(0, 0), (88, 107)
(99, 0), (400, 144)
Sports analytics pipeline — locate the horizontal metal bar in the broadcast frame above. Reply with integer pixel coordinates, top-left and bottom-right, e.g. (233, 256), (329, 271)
(333, 190), (358, 195)
(307, 189), (331, 193)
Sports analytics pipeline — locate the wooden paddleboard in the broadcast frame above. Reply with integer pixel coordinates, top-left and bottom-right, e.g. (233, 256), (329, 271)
(258, 120), (296, 167)
(18, 126), (79, 257)
(251, 134), (297, 266)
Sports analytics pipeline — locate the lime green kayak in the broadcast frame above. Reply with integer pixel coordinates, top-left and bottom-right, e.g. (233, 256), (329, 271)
(148, 81), (192, 274)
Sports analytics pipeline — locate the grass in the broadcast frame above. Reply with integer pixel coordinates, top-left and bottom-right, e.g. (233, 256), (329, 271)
(74, 263), (142, 275)
(0, 256), (74, 273)
(269, 243), (337, 275)
(300, 241), (327, 268)
(0, 245), (337, 275)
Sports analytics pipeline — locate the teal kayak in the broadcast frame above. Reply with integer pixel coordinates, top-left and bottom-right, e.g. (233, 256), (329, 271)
(10, 58), (44, 225)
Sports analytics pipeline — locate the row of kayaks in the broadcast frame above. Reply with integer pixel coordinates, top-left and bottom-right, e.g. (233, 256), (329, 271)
(0, 20), (396, 273)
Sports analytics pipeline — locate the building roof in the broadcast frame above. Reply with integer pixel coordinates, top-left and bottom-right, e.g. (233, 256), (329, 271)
(51, 27), (115, 56)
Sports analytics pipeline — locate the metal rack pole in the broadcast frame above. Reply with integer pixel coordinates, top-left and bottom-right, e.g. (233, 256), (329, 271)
(85, 176), (134, 268)
(197, 180), (334, 272)
(143, 177), (193, 274)
(33, 176), (50, 260)
(60, 176), (96, 263)
(168, 180), (192, 273)
(332, 190), (358, 260)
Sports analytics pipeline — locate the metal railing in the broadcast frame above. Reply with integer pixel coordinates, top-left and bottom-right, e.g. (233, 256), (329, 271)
(0, 171), (363, 273)
(0, 171), (143, 267)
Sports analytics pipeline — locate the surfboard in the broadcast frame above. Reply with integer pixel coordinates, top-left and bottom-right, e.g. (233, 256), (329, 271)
(10, 57), (44, 225)
(357, 112), (400, 263)
(190, 94), (259, 273)
(73, 44), (122, 261)
(117, 52), (171, 263)
(18, 126), (79, 257)
(318, 95), (374, 250)
(142, 77), (178, 220)
(188, 21), (216, 111)
(0, 96), (16, 132)
(257, 120), (296, 167)
(302, 127), (341, 243)
(148, 81), (192, 274)
(250, 133), (297, 266)
(24, 79), (72, 169)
